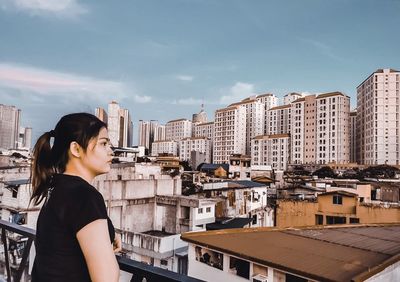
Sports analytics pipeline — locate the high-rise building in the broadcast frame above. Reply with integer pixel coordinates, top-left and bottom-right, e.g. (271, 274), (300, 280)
(350, 111), (357, 163)
(151, 140), (178, 156)
(18, 127), (32, 149)
(154, 124), (166, 142)
(95, 107), (108, 125)
(165, 119), (192, 141)
(106, 101), (133, 148)
(266, 105), (291, 135)
(213, 105), (246, 164)
(283, 92), (304, 105)
(291, 93), (350, 165)
(229, 96), (264, 155)
(356, 68), (400, 165)
(138, 120), (158, 153)
(0, 104), (20, 149)
(255, 93), (279, 135)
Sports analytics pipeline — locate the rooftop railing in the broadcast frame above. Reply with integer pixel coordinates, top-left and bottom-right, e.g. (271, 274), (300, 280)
(0, 219), (203, 282)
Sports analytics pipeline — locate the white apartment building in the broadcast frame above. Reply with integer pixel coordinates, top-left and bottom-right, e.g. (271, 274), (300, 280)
(283, 92), (304, 105)
(255, 93), (278, 111)
(315, 92), (350, 164)
(192, 108), (208, 124)
(17, 127), (32, 150)
(213, 105), (247, 164)
(356, 68), (400, 165)
(193, 122), (214, 140)
(166, 119), (192, 141)
(266, 105), (291, 135)
(0, 104), (21, 150)
(179, 137), (211, 163)
(107, 101), (133, 147)
(151, 140), (178, 157)
(229, 97), (265, 155)
(350, 111), (357, 163)
(251, 134), (290, 171)
(291, 93), (350, 165)
(154, 123), (166, 141)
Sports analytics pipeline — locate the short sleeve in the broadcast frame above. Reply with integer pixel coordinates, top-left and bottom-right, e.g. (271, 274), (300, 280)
(66, 188), (108, 234)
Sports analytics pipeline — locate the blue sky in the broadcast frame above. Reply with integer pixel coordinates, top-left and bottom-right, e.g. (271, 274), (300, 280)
(0, 0), (399, 144)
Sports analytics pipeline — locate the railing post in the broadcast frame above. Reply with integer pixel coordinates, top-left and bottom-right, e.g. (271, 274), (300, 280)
(1, 228), (12, 282)
(14, 237), (33, 282)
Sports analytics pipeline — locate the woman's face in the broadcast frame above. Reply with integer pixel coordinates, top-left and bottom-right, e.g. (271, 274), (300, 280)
(81, 127), (114, 177)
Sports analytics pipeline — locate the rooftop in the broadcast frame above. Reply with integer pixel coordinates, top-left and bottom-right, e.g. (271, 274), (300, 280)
(181, 224), (400, 281)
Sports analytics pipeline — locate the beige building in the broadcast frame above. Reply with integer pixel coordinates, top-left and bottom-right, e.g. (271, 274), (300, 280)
(138, 120), (158, 153)
(213, 105), (246, 164)
(165, 119), (192, 142)
(276, 191), (400, 228)
(179, 137), (211, 163)
(356, 68), (400, 165)
(251, 134), (290, 171)
(192, 122), (214, 140)
(0, 104), (21, 150)
(291, 92), (350, 165)
(151, 140), (178, 157)
(283, 92), (303, 105)
(95, 107), (108, 124)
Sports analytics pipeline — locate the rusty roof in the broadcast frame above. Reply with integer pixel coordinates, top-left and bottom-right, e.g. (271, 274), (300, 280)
(181, 224), (400, 282)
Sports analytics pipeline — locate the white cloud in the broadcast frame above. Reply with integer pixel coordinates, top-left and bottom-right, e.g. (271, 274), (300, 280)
(220, 82), (255, 105)
(0, 0), (87, 18)
(176, 75), (194, 82)
(172, 97), (203, 105)
(0, 63), (127, 103)
(133, 95), (152, 103)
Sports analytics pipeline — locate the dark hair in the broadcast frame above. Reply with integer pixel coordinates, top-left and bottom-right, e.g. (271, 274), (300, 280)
(31, 113), (107, 205)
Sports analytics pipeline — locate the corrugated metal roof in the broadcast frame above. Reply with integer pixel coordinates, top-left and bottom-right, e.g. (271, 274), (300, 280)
(181, 224), (400, 281)
(3, 179), (30, 186)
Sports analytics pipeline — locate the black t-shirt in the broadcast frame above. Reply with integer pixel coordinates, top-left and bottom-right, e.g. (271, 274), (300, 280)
(32, 174), (115, 282)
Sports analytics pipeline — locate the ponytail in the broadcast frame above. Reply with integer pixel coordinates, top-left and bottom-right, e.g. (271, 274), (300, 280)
(31, 131), (55, 205)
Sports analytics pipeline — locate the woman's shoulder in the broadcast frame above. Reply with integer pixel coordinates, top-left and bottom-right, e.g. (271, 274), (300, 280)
(52, 174), (103, 201)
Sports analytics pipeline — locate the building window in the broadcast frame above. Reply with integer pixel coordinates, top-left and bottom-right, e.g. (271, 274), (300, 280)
(229, 257), (250, 279)
(326, 216), (346, 225)
(315, 214), (323, 225)
(206, 207), (211, 213)
(12, 189), (18, 198)
(160, 259), (168, 266)
(198, 208), (203, 214)
(350, 218), (360, 224)
(333, 195), (343, 205)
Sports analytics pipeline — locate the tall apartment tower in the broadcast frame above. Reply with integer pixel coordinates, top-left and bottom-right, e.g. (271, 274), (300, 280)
(255, 93), (279, 134)
(95, 107), (108, 125)
(356, 68), (400, 165)
(213, 105), (246, 164)
(283, 92), (304, 105)
(350, 111), (357, 163)
(266, 104), (292, 135)
(291, 93), (350, 165)
(229, 96), (264, 155)
(107, 101), (133, 148)
(0, 104), (21, 149)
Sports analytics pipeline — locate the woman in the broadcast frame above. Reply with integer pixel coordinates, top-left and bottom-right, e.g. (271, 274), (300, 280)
(30, 113), (121, 282)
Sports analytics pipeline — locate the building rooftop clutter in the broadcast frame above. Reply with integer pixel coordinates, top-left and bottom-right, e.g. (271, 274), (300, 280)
(181, 224), (400, 282)
(206, 217), (253, 230)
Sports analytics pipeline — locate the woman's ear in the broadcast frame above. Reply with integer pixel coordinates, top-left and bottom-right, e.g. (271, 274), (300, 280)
(69, 141), (82, 158)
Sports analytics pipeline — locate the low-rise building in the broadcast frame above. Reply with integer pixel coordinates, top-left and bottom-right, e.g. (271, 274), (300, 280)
(251, 134), (290, 171)
(229, 154), (251, 180)
(179, 137), (211, 164)
(181, 224), (400, 282)
(151, 140), (178, 157)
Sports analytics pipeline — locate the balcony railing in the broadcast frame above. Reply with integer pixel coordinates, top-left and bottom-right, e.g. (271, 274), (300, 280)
(0, 219), (203, 282)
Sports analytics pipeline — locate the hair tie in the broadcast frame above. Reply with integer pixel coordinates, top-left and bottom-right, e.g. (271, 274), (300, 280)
(48, 130), (56, 137)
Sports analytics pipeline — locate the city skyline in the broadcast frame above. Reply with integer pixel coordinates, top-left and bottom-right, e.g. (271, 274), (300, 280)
(0, 0), (399, 143)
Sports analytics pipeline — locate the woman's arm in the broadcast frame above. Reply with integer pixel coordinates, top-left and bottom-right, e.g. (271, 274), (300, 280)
(77, 219), (120, 282)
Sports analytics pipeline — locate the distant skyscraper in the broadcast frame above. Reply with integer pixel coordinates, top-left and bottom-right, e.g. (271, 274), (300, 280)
(106, 101), (133, 147)
(0, 104), (20, 149)
(154, 124), (166, 142)
(356, 68), (400, 165)
(138, 120), (158, 153)
(18, 127), (32, 149)
(165, 119), (192, 141)
(95, 107), (108, 125)
(283, 92), (304, 105)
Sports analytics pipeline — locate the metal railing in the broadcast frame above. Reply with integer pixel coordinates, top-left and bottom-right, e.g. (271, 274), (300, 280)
(0, 220), (203, 282)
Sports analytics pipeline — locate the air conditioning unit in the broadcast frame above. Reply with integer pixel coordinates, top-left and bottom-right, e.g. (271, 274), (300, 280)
(252, 274), (268, 282)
